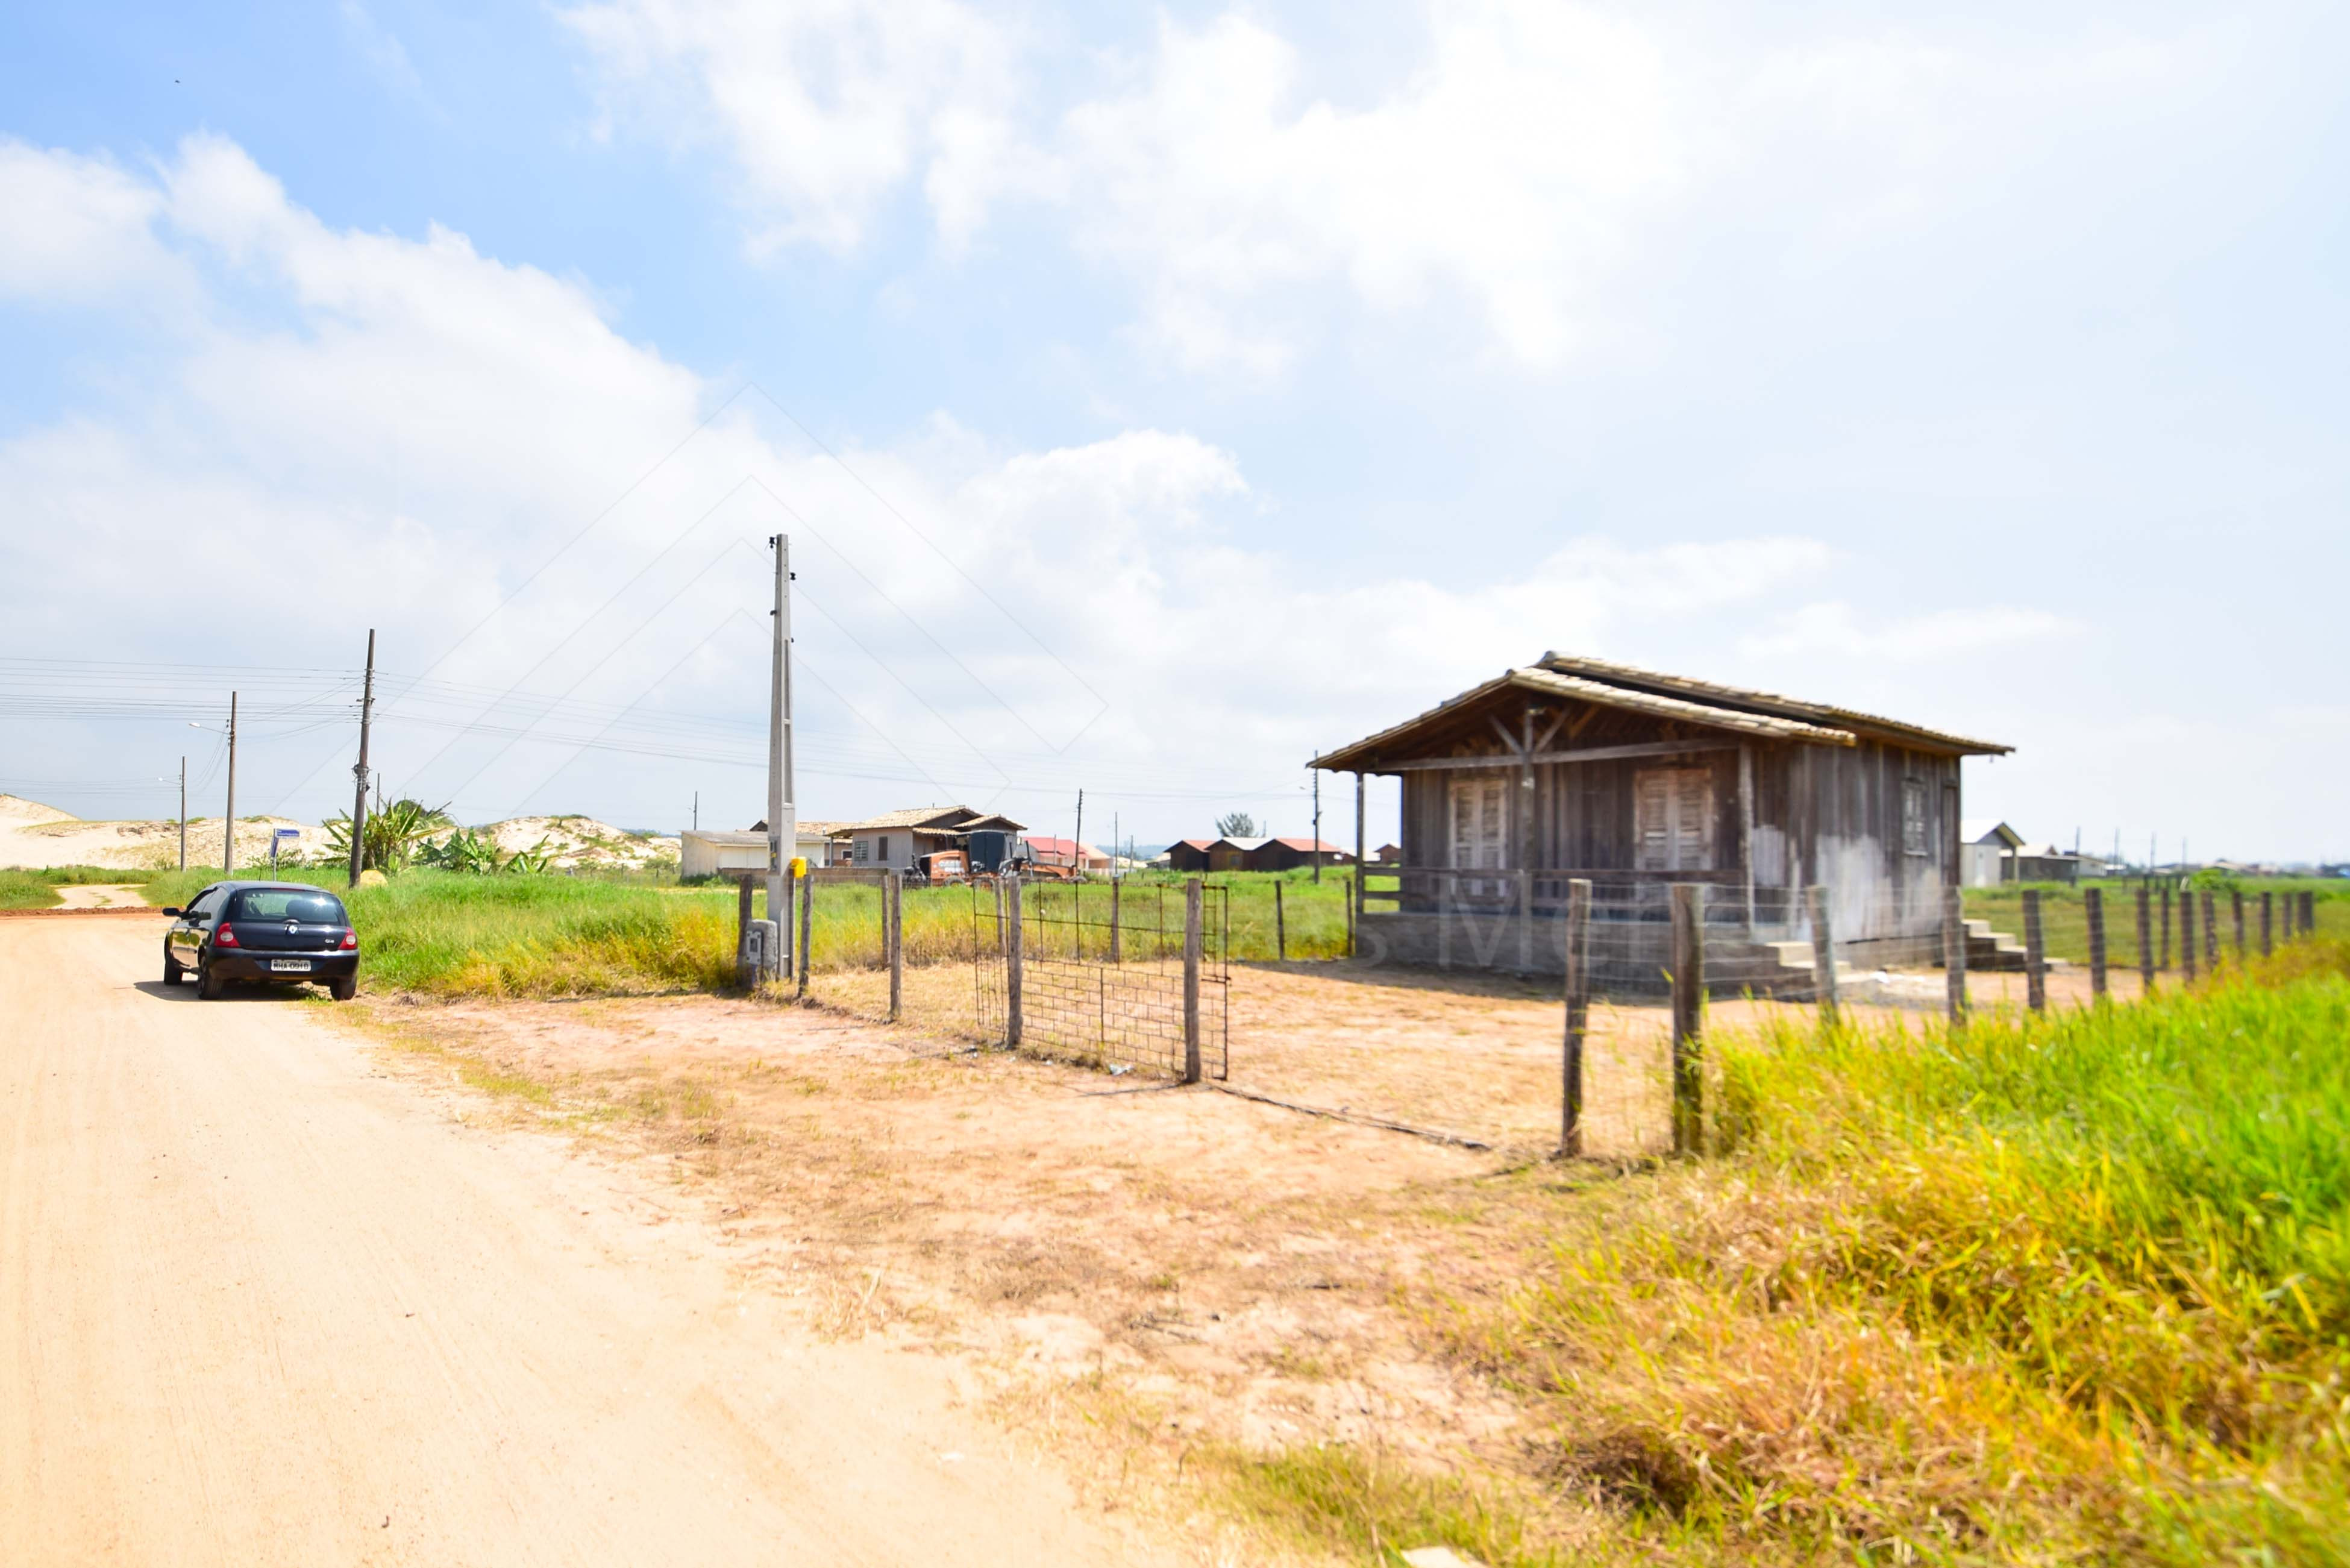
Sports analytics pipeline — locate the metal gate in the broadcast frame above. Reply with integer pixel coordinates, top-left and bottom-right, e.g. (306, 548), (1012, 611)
(970, 877), (1227, 1079)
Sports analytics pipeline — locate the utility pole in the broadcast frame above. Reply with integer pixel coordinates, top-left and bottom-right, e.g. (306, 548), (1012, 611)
(692, 791), (698, 832)
(1311, 765), (1322, 884)
(1112, 812), (1119, 880)
(348, 630), (376, 888)
(178, 757), (187, 871)
(766, 534), (795, 979)
(1073, 789), (1083, 878)
(221, 692), (239, 874)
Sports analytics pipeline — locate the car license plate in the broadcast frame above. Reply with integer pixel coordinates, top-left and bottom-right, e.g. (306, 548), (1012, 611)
(269, 959), (312, 973)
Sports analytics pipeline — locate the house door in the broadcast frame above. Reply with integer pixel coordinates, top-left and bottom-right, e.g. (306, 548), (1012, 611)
(1449, 774), (1508, 900)
(1635, 767), (1715, 873)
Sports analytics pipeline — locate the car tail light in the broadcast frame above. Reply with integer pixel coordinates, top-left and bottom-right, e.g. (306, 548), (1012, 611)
(215, 923), (240, 948)
(338, 929), (357, 950)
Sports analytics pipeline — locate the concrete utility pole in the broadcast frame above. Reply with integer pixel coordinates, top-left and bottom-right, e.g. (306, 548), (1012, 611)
(348, 629), (376, 888)
(177, 757), (187, 871)
(766, 535), (796, 979)
(221, 692), (239, 874)
(1073, 789), (1083, 877)
(1311, 766), (1321, 884)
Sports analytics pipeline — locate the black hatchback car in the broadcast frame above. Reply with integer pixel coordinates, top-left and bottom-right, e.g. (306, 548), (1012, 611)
(161, 882), (361, 1000)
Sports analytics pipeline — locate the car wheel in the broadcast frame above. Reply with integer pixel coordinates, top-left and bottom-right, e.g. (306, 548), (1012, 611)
(194, 961), (219, 1000)
(164, 951), (184, 985)
(330, 976), (357, 1002)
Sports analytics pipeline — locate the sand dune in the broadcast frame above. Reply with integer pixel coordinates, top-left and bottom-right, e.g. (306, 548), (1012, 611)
(0, 796), (677, 874)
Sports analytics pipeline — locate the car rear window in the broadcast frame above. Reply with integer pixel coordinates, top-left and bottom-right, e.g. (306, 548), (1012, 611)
(228, 889), (349, 924)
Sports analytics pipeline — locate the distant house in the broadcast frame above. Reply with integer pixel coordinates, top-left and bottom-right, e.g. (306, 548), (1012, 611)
(1206, 836), (1266, 872)
(1250, 836), (1349, 872)
(684, 818), (850, 877)
(1374, 843), (1402, 865)
(1960, 820), (2024, 887)
(2011, 844), (2085, 883)
(1164, 838), (1217, 873)
(839, 806), (1026, 872)
(1022, 836), (1111, 873)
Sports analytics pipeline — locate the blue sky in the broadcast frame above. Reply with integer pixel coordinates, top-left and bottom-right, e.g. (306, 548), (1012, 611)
(1, 0), (2345, 859)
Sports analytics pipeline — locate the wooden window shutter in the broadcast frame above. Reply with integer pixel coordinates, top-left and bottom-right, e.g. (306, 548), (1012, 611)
(1636, 770), (1670, 872)
(1677, 768), (1713, 871)
(1637, 766), (1714, 873)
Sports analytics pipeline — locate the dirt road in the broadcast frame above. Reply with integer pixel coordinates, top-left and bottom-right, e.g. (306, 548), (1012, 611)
(0, 918), (1173, 1566)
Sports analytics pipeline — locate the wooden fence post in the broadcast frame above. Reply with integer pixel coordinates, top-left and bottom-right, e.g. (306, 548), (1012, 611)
(2231, 891), (2247, 961)
(1274, 879), (1286, 963)
(1943, 885), (1969, 1024)
(886, 871), (903, 1023)
(1806, 885), (1838, 1026)
(1182, 878), (1203, 1084)
(2136, 886), (2154, 994)
(1670, 884), (1704, 1155)
(2181, 891), (2199, 981)
(2202, 891), (2219, 971)
(795, 865), (812, 998)
(1346, 866), (1358, 958)
(1561, 878), (1591, 1158)
(736, 874), (755, 989)
(1109, 876), (1122, 964)
(2022, 889), (2048, 1012)
(2260, 891), (2273, 958)
(2302, 890), (2316, 939)
(1005, 876), (1024, 1048)
(2085, 887), (2108, 1001)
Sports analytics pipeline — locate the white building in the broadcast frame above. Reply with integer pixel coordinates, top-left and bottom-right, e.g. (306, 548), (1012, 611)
(1960, 820), (2024, 887)
(679, 821), (850, 879)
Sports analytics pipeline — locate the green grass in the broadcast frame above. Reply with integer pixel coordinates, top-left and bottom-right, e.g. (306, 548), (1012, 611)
(1423, 941), (2350, 1563)
(1965, 877), (2349, 965)
(0, 864), (165, 908)
(128, 863), (1361, 999)
(142, 866), (739, 997)
(0, 870), (63, 910)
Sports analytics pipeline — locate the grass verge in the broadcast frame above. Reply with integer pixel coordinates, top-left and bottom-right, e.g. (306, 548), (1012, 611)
(1418, 940), (2350, 1564)
(0, 870), (62, 909)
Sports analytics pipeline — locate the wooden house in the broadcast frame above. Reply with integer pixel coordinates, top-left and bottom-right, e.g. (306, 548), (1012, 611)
(1248, 836), (1350, 873)
(1312, 653), (2010, 986)
(1163, 838), (1218, 873)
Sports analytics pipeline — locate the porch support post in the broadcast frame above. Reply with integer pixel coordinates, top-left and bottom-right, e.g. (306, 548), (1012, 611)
(1738, 743), (1755, 932)
(1353, 771), (1365, 924)
(1518, 707), (1536, 972)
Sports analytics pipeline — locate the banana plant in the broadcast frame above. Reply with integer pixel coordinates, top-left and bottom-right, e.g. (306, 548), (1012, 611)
(324, 797), (454, 874)
(500, 838), (554, 876)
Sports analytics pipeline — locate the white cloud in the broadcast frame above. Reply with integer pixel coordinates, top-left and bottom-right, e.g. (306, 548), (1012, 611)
(1059, 4), (1681, 371)
(559, 0), (1034, 254)
(557, 1), (2224, 375)
(0, 133), (1830, 830)
(0, 139), (173, 299)
(1739, 600), (2074, 662)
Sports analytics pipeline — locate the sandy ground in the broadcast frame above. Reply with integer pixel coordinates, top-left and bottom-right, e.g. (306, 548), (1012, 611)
(804, 954), (2143, 1158)
(0, 917), (1186, 1567)
(51, 883), (146, 909)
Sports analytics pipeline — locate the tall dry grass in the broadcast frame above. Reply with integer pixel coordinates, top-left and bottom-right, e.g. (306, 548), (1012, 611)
(1420, 941), (2350, 1563)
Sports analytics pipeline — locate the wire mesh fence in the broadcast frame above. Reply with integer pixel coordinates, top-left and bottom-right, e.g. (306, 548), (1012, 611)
(735, 865), (2333, 1160)
(1012, 879), (1228, 1079)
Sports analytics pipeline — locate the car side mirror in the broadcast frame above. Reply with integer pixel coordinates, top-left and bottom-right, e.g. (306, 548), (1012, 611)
(161, 908), (182, 918)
